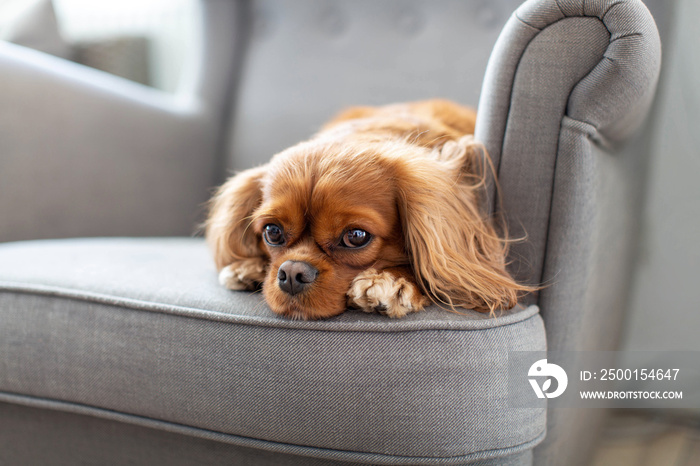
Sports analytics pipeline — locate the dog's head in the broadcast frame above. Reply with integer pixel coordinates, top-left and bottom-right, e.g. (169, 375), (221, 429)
(206, 133), (526, 320)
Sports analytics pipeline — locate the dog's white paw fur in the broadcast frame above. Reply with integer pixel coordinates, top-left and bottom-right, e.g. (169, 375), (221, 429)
(347, 268), (429, 318)
(219, 257), (267, 291)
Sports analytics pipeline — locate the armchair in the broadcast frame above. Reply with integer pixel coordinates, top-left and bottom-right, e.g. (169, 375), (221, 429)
(0, 0), (662, 465)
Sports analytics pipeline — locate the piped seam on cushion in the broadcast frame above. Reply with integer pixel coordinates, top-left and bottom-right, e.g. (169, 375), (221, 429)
(0, 280), (540, 333)
(0, 391), (547, 465)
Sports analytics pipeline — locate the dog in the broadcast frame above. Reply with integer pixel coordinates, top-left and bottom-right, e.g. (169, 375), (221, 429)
(205, 99), (531, 320)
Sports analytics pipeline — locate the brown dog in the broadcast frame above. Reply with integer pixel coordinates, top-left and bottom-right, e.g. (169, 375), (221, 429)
(206, 99), (531, 320)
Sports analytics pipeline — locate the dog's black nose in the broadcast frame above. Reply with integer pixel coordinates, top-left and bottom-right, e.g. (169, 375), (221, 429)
(277, 261), (318, 296)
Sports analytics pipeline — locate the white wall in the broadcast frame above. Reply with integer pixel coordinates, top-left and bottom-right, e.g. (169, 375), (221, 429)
(0, 0), (199, 93)
(623, 0), (700, 352)
(53, 0), (198, 93)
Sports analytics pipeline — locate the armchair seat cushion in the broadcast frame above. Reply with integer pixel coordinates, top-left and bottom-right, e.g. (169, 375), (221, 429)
(0, 238), (545, 465)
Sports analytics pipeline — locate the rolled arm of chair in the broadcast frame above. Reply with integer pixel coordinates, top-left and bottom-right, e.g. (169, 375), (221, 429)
(477, 0), (661, 154)
(474, 4), (662, 465)
(0, 43), (218, 242)
(475, 0), (661, 291)
(523, 0), (661, 144)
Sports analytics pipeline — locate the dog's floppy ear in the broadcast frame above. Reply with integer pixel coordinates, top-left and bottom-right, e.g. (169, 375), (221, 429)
(396, 138), (531, 313)
(205, 165), (268, 270)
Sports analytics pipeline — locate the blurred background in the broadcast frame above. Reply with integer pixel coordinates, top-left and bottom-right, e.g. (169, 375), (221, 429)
(0, 0), (199, 92)
(0, 0), (698, 464)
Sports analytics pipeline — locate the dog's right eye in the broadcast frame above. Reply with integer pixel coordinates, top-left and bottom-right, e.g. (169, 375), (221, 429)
(263, 224), (285, 246)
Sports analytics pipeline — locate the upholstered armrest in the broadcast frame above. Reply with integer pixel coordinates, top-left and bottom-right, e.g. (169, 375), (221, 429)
(475, 0), (661, 294)
(474, 2), (661, 464)
(0, 42), (217, 242)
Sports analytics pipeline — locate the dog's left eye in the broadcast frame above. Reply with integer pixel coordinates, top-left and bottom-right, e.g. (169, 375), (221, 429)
(263, 224), (285, 246)
(340, 229), (371, 248)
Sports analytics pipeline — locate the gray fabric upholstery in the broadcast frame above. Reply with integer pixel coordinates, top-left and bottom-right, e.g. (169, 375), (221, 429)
(476, 0), (661, 295)
(0, 0), (664, 465)
(0, 42), (217, 241)
(474, 1), (662, 465)
(0, 403), (534, 466)
(0, 238), (546, 465)
(227, 0), (524, 171)
(0, 1), (244, 243)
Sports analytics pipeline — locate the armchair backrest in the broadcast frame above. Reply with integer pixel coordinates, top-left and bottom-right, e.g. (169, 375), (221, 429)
(201, 0), (524, 173)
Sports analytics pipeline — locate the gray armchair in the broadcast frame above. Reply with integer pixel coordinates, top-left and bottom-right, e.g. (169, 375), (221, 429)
(0, 1), (663, 465)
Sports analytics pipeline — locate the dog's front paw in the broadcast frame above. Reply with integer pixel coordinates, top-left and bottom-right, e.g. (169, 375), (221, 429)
(347, 268), (429, 318)
(218, 257), (267, 291)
